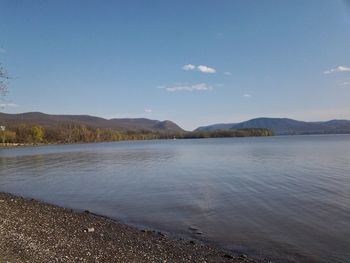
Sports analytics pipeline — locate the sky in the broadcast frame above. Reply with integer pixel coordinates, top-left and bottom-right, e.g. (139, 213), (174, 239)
(1, 0), (350, 130)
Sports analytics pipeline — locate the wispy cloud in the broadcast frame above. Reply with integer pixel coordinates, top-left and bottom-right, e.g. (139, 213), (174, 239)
(243, 94), (251, 98)
(182, 64), (216, 74)
(338, 77), (350, 86)
(0, 103), (18, 108)
(0, 47), (6, 53)
(159, 83), (213, 92)
(339, 81), (350, 86)
(324, 66), (350, 74)
(223, 71), (232, 76)
(182, 64), (196, 71)
(144, 108), (153, 113)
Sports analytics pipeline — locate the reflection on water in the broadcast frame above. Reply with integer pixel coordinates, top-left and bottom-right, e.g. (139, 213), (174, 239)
(1, 136), (350, 262)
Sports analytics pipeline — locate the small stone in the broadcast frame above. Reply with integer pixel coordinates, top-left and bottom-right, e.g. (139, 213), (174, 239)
(240, 254), (248, 259)
(0, 200), (4, 202)
(84, 227), (95, 233)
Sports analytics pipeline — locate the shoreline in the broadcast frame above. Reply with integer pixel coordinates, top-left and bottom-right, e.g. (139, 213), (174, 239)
(1, 133), (350, 149)
(0, 192), (264, 262)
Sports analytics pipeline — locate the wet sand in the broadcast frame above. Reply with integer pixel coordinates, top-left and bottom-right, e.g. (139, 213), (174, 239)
(0, 192), (264, 263)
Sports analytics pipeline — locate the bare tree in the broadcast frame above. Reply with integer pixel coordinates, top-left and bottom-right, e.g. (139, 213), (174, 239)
(0, 63), (10, 99)
(0, 63), (10, 144)
(0, 63), (10, 101)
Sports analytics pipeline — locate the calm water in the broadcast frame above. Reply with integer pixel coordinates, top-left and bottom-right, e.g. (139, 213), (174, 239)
(1, 135), (350, 262)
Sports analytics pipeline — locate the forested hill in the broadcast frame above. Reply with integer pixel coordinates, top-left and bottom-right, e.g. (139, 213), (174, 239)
(0, 112), (273, 144)
(0, 112), (183, 132)
(196, 117), (350, 135)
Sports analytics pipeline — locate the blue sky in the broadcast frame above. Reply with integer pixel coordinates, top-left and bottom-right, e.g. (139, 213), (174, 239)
(1, 0), (350, 130)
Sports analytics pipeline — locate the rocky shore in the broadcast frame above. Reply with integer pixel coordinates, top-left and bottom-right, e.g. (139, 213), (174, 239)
(0, 192), (264, 263)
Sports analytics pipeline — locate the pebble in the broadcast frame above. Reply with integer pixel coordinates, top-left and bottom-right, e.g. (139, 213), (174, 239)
(84, 227), (95, 233)
(240, 254), (248, 259)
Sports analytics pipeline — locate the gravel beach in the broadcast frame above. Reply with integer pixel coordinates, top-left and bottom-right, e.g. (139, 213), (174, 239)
(0, 192), (263, 263)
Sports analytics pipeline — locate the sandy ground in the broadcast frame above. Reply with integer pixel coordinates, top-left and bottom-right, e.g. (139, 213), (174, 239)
(0, 192), (267, 263)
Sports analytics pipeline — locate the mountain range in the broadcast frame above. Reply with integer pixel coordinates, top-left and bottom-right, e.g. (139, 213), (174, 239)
(1, 113), (350, 135)
(0, 112), (183, 132)
(196, 117), (350, 135)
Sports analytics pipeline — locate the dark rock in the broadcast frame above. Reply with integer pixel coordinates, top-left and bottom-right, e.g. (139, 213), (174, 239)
(223, 254), (233, 259)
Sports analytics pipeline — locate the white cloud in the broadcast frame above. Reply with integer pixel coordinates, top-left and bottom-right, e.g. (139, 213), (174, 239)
(339, 77), (350, 86)
(160, 83), (213, 92)
(339, 81), (350, 86)
(0, 47), (6, 53)
(182, 64), (216, 73)
(0, 103), (18, 108)
(324, 66), (350, 74)
(182, 64), (196, 71)
(197, 65), (216, 73)
(243, 94), (251, 98)
(223, 71), (232, 75)
(144, 108), (153, 113)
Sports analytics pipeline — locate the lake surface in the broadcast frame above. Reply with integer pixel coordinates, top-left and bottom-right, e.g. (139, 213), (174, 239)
(1, 135), (350, 262)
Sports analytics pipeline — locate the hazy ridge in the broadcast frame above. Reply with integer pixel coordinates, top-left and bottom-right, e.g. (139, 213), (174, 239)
(2, 113), (350, 135)
(195, 117), (350, 135)
(0, 112), (184, 132)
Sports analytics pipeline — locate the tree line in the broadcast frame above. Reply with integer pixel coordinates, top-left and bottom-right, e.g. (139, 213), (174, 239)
(0, 123), (273, 145)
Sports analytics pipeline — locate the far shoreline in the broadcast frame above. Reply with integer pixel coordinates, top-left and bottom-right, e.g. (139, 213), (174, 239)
(1, 133), (350, 150)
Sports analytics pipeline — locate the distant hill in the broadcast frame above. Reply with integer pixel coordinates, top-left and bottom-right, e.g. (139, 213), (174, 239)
(196, 117), (350, 135)
(0, 112), (184, 132)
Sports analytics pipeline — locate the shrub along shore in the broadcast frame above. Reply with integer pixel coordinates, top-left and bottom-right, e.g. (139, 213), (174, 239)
(0, 124), (273, 145)
(0, 192), (266, 262)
